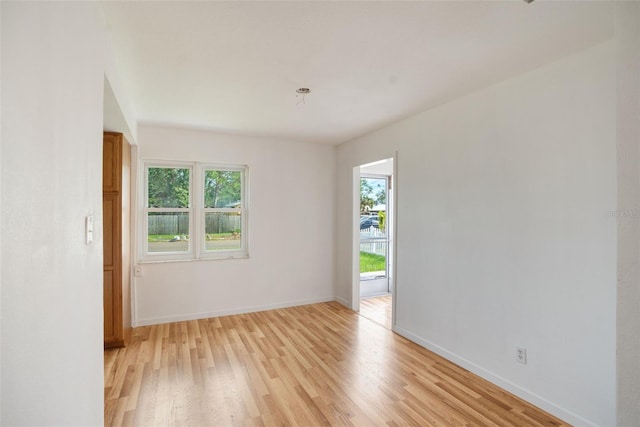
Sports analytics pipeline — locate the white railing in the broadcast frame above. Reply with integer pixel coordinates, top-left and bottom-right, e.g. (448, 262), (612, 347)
(360, 226), (386, 238)
(360, 226), (387, 256)
(360, 241), (386, 256)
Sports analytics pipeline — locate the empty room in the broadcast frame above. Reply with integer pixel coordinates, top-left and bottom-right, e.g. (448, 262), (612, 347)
(2, 1), (639, 426)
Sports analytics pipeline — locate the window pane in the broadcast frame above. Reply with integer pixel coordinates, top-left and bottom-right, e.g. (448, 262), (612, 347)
(147, 212), (190, 253)
(359, 241), (386, 273)
(205, 212), (242, 251)
(204, 170), (241, 208)
(360, 177), (386, 214)
(148, 167), (190, 208)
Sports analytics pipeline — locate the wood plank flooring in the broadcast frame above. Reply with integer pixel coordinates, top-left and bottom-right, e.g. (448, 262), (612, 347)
(359, 295), (392, 329)
(105, 301), (569, 426)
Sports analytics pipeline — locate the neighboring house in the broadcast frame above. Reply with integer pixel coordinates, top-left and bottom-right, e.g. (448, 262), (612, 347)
(2, 2), (639, 427)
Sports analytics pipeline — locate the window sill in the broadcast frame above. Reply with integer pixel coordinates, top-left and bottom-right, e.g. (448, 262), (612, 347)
(138, 254), (250, 264)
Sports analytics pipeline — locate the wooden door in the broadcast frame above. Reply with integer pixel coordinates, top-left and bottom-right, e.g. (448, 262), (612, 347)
(103, 133), (121, 193)
(103, 132), (129, 349)
(103, 192), (122, 345)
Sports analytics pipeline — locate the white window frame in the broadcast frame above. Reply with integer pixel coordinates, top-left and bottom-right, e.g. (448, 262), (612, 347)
(142, 161), (194, 262)
(140, 160), (249, 262)
(197, 164), (249, 260)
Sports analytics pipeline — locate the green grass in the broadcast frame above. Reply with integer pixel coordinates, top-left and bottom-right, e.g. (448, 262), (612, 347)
(148, 233), (238, 242)
(360, 251), (386, 273)
(148, 234), (180, 242)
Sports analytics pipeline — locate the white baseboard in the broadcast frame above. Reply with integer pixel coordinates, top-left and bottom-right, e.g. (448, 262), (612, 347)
(132, 296), (597, 426)
(334, 295), (350, 308)
(393, 326), (599, 427)
(133, 296), (335, 327)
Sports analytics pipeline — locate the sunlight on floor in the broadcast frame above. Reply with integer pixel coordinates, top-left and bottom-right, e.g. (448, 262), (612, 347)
(359, 294), (391, 329)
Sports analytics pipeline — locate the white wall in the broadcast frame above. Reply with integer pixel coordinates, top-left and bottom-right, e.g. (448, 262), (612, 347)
(0, 2), (4, 420)
(133, 126), (335, 325)
(103, 34), (137, 145)
(336, 41), (616, 426)
(1, 2), (105, 425)
(615, 3), (640, 426)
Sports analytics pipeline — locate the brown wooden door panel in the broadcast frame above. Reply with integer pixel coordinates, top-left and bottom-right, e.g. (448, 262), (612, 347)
(103, 197), (115, 267)
(103, 132), (125, 349)
(103, 132), (121, 193)
(103, 270), (114, 339)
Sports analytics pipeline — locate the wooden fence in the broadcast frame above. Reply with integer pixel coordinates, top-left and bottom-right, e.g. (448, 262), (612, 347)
(148, 214), (241, 235)
(205, 214), (241, 234)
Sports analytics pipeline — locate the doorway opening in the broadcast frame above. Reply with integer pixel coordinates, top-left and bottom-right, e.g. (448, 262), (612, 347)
(355, 158), (394, 329)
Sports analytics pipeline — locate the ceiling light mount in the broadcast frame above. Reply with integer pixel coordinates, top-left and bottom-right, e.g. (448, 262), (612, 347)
(296, 87), (311, 105)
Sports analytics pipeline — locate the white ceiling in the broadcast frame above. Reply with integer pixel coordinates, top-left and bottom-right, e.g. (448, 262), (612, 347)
(101, 1), (613, 145)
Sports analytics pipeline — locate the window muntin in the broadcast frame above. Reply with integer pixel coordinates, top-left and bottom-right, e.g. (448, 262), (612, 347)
(141, 162), (247, 261)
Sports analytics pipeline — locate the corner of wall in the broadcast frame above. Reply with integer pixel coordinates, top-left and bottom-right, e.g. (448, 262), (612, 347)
(103, 28), (138, 144)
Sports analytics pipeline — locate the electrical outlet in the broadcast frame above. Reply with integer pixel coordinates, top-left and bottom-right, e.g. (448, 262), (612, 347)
(134, 265), (143, 277)
(516, 347), (527, 364)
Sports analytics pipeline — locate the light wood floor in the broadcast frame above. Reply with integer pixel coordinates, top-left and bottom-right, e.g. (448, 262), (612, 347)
(105, 302), (568, 426)
(359, 295), (392, 329)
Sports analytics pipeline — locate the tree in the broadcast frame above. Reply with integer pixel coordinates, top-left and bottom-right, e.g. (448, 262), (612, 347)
(360, 177), (386, 213)
(204, 170), (241, 208)
(378, 211), (386, 232)
(360, 179), (375, 212)
(148, 167), (190, 208)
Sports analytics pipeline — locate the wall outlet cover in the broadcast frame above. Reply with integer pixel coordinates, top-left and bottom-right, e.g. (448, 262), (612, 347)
(516, 347), (527, 364)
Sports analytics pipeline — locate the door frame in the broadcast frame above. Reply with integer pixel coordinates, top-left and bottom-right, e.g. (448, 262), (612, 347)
(351, 154), (398, 330)
(359, 173), (390, 297)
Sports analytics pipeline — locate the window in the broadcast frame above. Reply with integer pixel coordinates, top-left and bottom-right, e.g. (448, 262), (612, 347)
(146, 165), (192, 257)
(202, 168), (244, 254)
(142, 162), (248, 261)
